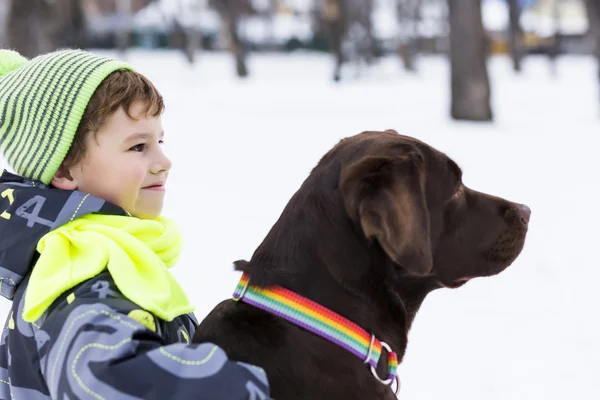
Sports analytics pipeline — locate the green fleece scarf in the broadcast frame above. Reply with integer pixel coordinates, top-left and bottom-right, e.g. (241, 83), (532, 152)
(23, 214), (195, 323)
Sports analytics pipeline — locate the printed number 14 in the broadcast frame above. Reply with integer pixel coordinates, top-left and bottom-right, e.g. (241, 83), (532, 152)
(1, 189), (54, 228)
(0, 189), (14, 220)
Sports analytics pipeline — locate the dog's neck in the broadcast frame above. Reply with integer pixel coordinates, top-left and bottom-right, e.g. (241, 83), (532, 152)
(237, 172), (441, 363)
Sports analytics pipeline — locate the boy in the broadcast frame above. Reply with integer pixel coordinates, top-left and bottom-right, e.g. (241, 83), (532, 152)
(0, 49), (270, 399)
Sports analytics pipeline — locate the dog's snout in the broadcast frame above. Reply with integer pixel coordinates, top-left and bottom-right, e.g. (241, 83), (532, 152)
(517, 204), (531, 225)
(503, 203), (531, 226)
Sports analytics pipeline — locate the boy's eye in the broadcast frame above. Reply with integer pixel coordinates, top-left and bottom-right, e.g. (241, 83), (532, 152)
(130, 143), (145, 152)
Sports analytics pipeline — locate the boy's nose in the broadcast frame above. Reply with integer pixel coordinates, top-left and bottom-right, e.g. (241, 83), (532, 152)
(151, 149), (172, 174)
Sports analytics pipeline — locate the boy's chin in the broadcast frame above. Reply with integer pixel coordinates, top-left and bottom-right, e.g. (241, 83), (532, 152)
(130, 208), (162, 220)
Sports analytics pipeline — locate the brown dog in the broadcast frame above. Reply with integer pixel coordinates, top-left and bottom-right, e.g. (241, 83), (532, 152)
(193, 130), (530, 399)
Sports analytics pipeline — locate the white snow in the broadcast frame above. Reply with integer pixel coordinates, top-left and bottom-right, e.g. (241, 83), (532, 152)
(1, 50), (598, 399)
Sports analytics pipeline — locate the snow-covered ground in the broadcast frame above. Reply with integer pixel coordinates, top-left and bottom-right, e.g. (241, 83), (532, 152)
(2, 50), (599, 399)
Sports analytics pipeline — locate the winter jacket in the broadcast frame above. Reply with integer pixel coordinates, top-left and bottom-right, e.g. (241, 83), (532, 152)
(0, 171), (271, 399)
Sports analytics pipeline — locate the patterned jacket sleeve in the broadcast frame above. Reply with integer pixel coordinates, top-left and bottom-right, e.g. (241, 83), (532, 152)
(34, 279), (271, 400)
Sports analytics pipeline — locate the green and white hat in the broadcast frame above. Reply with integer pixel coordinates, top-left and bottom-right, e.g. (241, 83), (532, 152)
(0, 49), (133, 185)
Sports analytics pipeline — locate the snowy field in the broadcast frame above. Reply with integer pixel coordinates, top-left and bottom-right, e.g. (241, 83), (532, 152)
(1, 50), (599, 399)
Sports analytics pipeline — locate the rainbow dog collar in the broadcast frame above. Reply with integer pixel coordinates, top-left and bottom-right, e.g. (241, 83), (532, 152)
(233, 273), (399, 387)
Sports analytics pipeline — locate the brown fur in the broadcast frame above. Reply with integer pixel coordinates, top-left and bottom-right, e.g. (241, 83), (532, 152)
(193, 130), (530, 399)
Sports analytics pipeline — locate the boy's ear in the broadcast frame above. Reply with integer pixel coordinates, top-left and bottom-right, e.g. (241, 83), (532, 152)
(51, 166), (78, 190)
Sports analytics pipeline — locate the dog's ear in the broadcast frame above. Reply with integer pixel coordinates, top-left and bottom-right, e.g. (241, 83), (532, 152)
(340, 151), (432, 276)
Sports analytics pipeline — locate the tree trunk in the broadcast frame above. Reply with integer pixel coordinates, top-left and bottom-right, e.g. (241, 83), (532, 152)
(116, 0), (132, 56)
(447, 0), (492, 121)
(396, 0), (422, 72)
(58, 0), (87, 48)
(507, 0), (523, 72)
(7, 0), (60, 58)
(0, 0), (9, 46)
(584, 0), (600, 85)
(269, 0), (279, 45)
(227, 14), (249, 78)
(211, 0), (251, 78)
(549, 0), (561, 76)
(322, 0), (345, 81)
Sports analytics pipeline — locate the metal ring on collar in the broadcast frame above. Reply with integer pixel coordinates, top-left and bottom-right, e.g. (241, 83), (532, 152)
(393, 375), (401, 395)
(363, 334), (376, 364)
(369, 341), (394, 385)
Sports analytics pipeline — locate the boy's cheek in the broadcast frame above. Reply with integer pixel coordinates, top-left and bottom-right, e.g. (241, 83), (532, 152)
(133, 166), (147, 181)
(117, 166), (146, 186)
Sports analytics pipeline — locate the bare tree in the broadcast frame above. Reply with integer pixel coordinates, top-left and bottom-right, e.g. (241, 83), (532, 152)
(6, 0), (86, 58)
(320, 0), (376, 82)
(447, 0), (492, 121)
(7, 0), (61, 58)
(585, 0), (600, 86)
(396, 0), (422, 72)
(170, 0), (202, 65)
(59, 0), (87, 48)
(115, 0), (133, 56)
(507, 0), (523, 72)
(321, 0), (345, 81)
(267, 0), (279, 46)
(0, 0), (9, 46)
(210, 0), (253, 78)
(549, 0), (562, 76)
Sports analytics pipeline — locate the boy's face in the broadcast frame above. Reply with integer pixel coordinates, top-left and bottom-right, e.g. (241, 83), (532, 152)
(53, 100), (171, 219)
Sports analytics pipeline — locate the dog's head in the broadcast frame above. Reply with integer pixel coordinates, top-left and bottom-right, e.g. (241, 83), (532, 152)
(337, 130), (529, 288)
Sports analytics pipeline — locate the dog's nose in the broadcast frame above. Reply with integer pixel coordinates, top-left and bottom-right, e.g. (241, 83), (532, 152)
(517, 204), (531, 225)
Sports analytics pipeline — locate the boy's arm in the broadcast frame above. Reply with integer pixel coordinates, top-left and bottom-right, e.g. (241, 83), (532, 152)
(34, 289), (270, 399)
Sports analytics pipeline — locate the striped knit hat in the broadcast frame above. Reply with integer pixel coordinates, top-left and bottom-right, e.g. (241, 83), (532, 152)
(0, 49), (133, 185)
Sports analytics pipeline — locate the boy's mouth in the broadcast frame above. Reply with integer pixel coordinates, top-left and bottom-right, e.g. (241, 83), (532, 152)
(142, 182), (166, 191)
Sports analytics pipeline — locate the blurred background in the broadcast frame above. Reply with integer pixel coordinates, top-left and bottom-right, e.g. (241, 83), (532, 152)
(1, 1), (600, 399)
(0, 0), (599, 121)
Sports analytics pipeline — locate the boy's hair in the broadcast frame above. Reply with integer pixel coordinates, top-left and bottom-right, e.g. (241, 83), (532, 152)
(61, 70), (165, 170)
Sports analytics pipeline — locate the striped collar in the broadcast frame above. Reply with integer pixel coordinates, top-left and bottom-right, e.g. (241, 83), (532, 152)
(233, 273), (399, 389)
